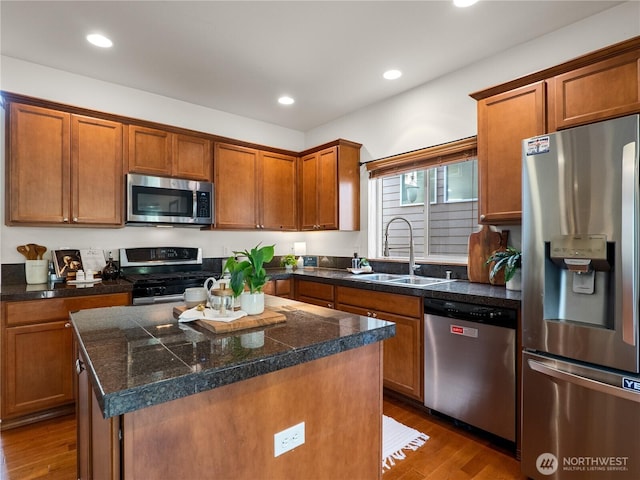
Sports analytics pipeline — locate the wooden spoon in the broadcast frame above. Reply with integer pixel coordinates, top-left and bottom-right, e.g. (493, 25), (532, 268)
(26, 243), (39, 260)
(17, 245), (30, 259)
(35, 245), (47, 260)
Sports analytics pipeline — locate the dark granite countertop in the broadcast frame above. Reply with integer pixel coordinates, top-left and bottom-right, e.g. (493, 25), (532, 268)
(270, 268), (521, 310)
(0, 278), (133, 301)
(71, 296), (395, 419)
(1, 267), (520, 309)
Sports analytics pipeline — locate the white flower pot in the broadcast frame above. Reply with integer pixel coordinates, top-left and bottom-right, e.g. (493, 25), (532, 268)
(241, 331), (265, 349)
(240, 292), (265, 315)
(506, 269), (522, 291)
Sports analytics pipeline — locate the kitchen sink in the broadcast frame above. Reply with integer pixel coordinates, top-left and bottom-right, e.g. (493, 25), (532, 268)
(387, 276), (453, 286)
(353, 273), (406, 282)
(352, 273), (454, 288)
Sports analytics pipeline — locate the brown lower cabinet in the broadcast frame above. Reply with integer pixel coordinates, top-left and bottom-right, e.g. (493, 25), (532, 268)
(294, 278), (335, 309)
(0, 292), (130, 429)
(262, 278), (292, 298)
(293, 279), (424, 402)
(335, 286), (424, 402)
(76, 342), (382, 480)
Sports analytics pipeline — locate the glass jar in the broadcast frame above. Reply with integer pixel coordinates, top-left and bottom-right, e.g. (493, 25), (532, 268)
(102, 251), (120, 280)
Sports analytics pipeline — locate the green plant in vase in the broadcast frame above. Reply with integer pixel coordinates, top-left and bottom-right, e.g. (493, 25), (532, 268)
(485, 246), (522, 283)
(280, 254), (297, 269)
(223, 244), (275, 314)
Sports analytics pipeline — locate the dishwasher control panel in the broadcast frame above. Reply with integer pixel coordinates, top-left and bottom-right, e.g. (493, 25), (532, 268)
(424, 298), (516, 329)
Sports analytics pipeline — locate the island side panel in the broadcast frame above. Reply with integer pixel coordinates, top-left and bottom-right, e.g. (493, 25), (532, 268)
(122, 342), (383, 480)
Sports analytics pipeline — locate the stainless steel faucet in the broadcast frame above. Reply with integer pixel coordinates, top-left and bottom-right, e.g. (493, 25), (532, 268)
(383, 216), (418, 276)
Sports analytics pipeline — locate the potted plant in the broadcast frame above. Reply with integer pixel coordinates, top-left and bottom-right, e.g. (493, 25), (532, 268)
(280, 254), (297, 271)
(223, 243), (275, 314)
(486, 247), (522, 291)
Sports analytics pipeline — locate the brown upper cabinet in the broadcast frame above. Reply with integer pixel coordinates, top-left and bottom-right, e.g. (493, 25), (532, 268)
(472, 36), (640, 225)
(3, 93), (360, 231)
(213, 143), (297, 230)
(299, 140), (361, 231)
(7, 103), (123, 226)
(547, 49), (640, 131)
(127, 125), (212, 181)
(476, 82), (546, 225)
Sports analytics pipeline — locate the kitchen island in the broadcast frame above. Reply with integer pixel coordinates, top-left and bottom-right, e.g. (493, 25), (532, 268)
(71, 295), (394, 480)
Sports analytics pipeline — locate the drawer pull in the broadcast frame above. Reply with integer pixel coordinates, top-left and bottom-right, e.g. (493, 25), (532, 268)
(75, 359), (85, 375)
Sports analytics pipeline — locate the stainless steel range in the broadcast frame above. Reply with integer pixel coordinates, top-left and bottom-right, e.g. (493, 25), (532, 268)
(119, 247), (220, 305)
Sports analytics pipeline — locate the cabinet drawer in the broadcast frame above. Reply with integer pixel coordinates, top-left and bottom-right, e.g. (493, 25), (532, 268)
(263, 279), (292, 298)
(4, 293), (130, 326)
(336, 286), (422, 319)
(296, 280), (334, 302)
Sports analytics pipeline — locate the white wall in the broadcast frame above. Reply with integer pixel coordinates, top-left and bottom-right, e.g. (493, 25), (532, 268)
(305, 1), (640, 253)
(1, 2), (639, 266)
(305, 2), (640, 157)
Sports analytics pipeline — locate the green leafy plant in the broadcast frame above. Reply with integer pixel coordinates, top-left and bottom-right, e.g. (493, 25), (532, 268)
(280, 254), (297, 267)
(223, 244), (275, 297)
(486, 247), (522, 283)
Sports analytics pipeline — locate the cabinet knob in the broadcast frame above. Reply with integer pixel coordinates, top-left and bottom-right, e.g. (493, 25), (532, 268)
(73, 217), (78, 223)
(480, 214), (486, 222)
(64, 322), (72, 328)
(75, 359), (85, 375)
(327, 303), (333, 308)
(63, 217), (69, 223)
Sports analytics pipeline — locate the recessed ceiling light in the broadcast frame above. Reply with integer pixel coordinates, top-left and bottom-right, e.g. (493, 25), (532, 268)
(278, 96), (295, 105)
(383, 70), (402, 80)
(454, 0), (479, 7)
(86, 33), (113, 48)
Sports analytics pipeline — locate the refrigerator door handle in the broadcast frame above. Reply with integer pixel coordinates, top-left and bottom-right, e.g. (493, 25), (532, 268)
(528, 358), (640, 404)
(621, 141), (638, 346)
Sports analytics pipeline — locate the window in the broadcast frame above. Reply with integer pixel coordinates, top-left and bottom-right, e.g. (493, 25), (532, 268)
(444, 161), (477, 202)
(365, 137), (478, 261)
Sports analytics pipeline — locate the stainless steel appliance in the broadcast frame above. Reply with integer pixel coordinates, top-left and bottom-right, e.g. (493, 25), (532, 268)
(126, 173), (213, 226)
(424, 298), (517, 442)
(521, 115), (640, 479)
(120, 247), (220, 305)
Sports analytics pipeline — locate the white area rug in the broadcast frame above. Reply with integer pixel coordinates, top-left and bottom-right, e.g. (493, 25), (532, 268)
(382, 414), (429, 471)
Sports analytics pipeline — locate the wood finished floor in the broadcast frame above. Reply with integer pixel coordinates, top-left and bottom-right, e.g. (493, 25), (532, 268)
(0, 396), (527, 480)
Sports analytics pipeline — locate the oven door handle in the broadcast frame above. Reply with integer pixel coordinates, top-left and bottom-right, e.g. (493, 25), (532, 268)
(528, 358), (640, 404)
(132, 294), (185, 305)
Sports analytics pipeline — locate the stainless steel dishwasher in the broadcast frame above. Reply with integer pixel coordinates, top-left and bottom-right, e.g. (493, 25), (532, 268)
(424, 298), (517, 442)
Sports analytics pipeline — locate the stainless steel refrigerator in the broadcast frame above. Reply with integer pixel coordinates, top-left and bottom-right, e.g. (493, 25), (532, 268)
(521, 115), (640, 480)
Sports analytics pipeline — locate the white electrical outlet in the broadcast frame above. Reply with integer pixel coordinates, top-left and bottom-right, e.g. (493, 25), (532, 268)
(274, 421), (305, 457)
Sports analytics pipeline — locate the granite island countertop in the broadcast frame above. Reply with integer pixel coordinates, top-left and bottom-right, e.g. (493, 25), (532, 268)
(71, 295), (395, 419)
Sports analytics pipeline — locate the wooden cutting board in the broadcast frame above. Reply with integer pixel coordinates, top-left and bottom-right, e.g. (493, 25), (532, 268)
(173, 306), (286, 333)
(467, 225), (509, 284)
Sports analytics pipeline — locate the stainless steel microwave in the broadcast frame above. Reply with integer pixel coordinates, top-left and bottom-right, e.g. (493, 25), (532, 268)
(126, 174), (214, 226)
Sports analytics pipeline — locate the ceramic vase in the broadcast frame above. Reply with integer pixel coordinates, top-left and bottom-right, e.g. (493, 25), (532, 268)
(240, 292), (265, 315)
(506, 269), (522, 291)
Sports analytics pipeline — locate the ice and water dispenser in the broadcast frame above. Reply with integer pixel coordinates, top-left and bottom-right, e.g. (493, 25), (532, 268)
(543, 234), (615, 328)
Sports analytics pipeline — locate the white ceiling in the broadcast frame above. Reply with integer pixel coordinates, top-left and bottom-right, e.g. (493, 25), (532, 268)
(0, 1), (623, 131)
